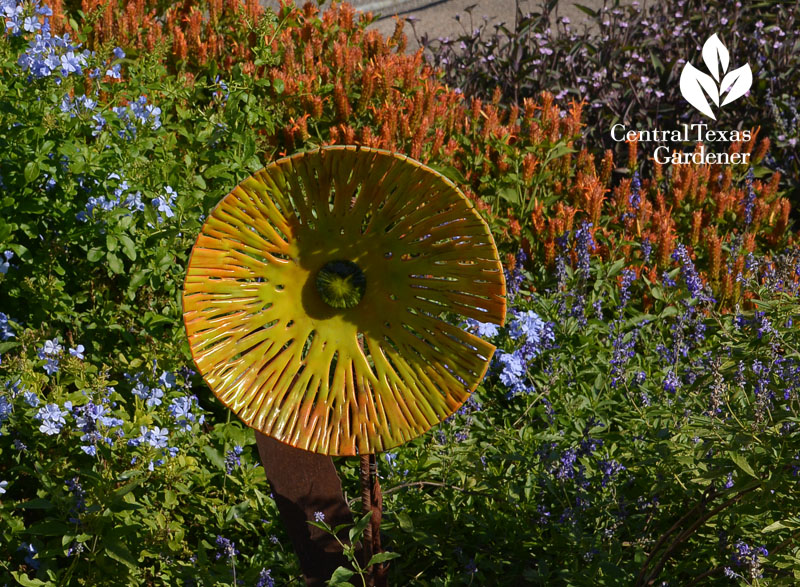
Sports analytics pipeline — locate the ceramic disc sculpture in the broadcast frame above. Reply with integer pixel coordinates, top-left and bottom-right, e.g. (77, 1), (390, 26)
(183, 146), (506, 456)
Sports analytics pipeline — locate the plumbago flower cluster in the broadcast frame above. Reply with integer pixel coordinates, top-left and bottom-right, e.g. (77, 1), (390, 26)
(0, 337), (296, 583)
(370, 243), (800, 584)
(0, 0), (277, 365)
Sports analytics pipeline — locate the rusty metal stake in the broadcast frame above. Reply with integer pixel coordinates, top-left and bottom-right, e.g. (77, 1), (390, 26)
(256, 432), (353, 586)
(360, 454), (388, 587)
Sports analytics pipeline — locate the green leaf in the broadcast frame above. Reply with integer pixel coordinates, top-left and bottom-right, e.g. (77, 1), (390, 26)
(729, 452), (758, 479)
(105, 538), (138, 570)
(87, 248), (104, 262)
(573, 3), (598, 17)
(762, 521), (788, 532)
(11, 571), (48, 587)
(327, 566), (355, 586)
(119, 234), (136, 261)
(367, 551), (401, 566)
(24, 161), (39, 184)
(349, 511), (372, 543)
(28, 520), (70, 535)
(396, 511), (414, 532)
(107, 252), (123, 274)
(106, 234), (118, 252)
(16, 498), (54, 510)
(202, 446), (226, 470)
(659, 305), (678, 319)
(498, 186), (520, 205)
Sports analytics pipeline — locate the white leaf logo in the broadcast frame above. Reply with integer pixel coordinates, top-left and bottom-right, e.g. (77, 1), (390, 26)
(720, 64), (753, 106)
(680, 62), (719, 120)
(702, 33), (728, 81)
(679, 34), (753, 119)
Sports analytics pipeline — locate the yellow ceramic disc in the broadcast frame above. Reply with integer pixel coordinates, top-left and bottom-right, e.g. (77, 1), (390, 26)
(183, 146), (506, 455)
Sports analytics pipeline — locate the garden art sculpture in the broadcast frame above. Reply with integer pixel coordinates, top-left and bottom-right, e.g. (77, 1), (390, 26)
(182, 145), (506, 585)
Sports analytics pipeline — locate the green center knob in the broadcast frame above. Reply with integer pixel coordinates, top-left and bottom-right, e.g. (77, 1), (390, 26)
(315, 260), (366, 309)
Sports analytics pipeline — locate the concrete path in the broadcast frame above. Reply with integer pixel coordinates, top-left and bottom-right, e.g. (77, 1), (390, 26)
(260, 0), (620, 53)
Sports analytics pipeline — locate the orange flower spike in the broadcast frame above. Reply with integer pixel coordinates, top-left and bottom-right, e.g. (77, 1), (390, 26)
(173, 27), (188, 62)
(627, 136), (638, 170)
(691, 210), (703, 247)
(743, 125), (760, 155)
(706, 228), (722, 283)
(658, 225), (675, 269)
(753, 137), (770, 164)
(390, 17), (406, 53)
(765, 171), (781, 200)
(522, 154), (538, 184)
(333, 80), (351, 121)
(599, 149), (614, 187)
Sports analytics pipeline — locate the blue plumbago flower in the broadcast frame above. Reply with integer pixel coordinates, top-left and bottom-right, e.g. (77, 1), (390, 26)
(145, 426), (169, 448)
(129, 95), (161, 130)
(0, 249), (13, 274)
(43, 357), (59, 375)
(496, 349), (527, 389)
(18, 542), (39, 570)
(384, 452), (398, 468)
(168, 395), (204, 430)
(0, 312), (15, 340)
(225, 445), (244, 474)
(129, 425), (169, 448)
(60, 92), (96, 118)
(35, 403), (68, 435)
(147, 459), (164, 471)
(145, 387), (163, 408)
(112, 46), (125, 59)
(0, 479), (7, 494)
(256, 569), (275, 587)
(105, 62), (121, 79)
(215, 535), (239, 561)
(0, 395), (12, 426)
(313, 511), (326, 523)
(158, 370), (175, 389)
(17, 25), (87, 80)
(508, 309), (554, 358)
(132, 381), (150, 400)
(464, 318), (499, 338)
(23, 391), (38, 407)
(37, 337), (62, 358)
(91, 112), (105, 136)
(123, 190), (144, 212)
(69, 344), (85, 359)
(152, 186), (177, 223)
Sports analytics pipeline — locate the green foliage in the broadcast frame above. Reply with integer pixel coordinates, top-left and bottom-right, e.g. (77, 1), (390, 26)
(1, 1), (799, 586)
